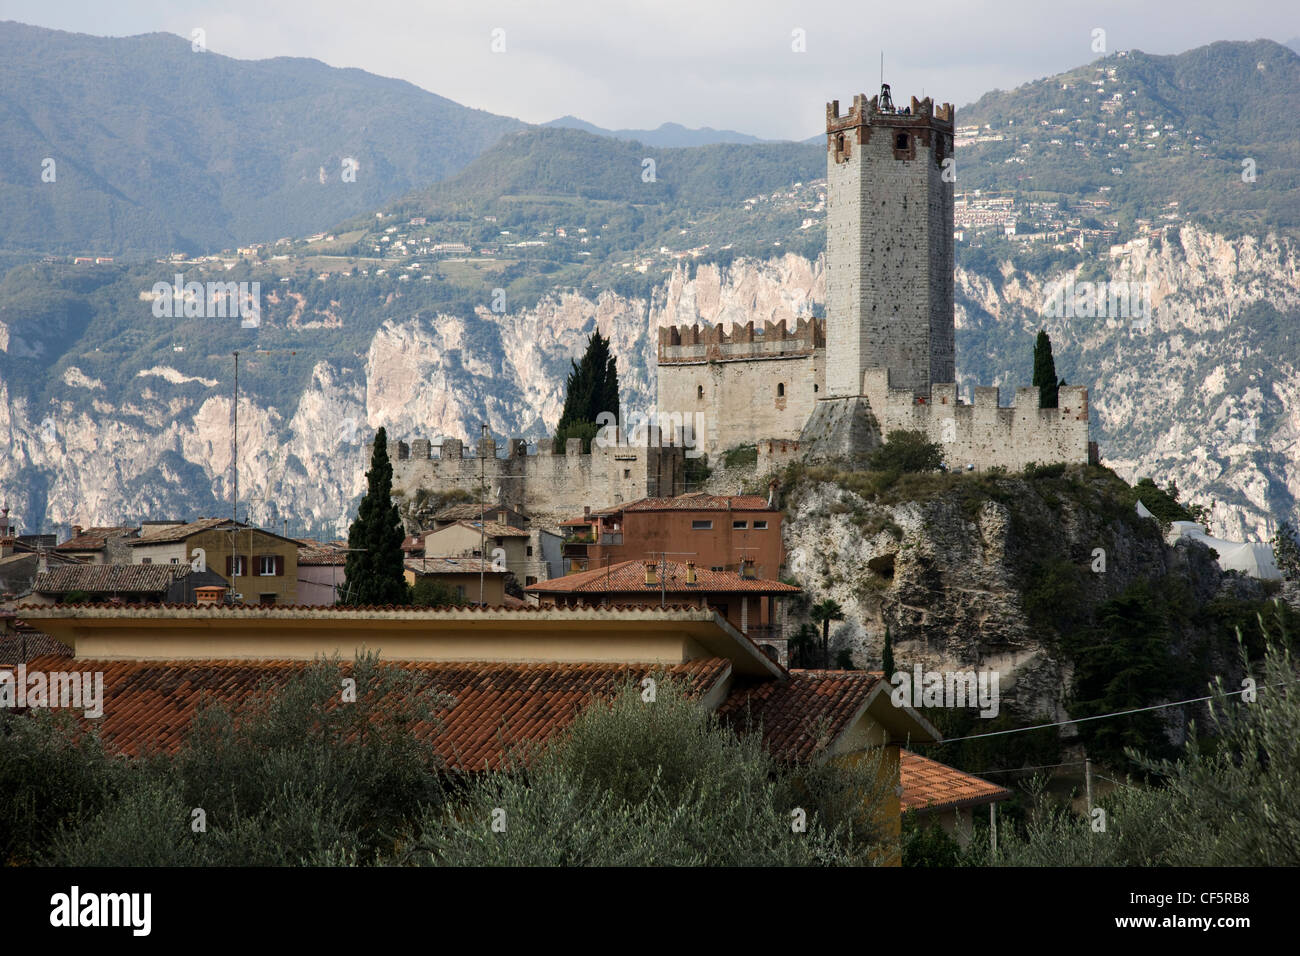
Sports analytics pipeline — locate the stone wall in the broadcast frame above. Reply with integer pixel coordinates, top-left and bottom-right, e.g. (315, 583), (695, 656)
(387, 433), (686, 529)
(864, 369), (1092, 470)
(656, 317), (825, 455)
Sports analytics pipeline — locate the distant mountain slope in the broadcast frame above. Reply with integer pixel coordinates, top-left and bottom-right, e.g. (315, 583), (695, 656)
(958, 39), (1300, 234)
(544, 115), (772, 147)
(386, 126), (822, 207)
(0, 21), (524, 257)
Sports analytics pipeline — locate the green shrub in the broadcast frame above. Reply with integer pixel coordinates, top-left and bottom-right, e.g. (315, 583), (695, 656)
(869, 430), (944, 474)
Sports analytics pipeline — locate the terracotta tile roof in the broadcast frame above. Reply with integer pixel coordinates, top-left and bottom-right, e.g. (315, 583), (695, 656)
(55, 527), (136, 552)
(0, 629), (72, 663)
(435, 503), (525, 523)
(525, 559), (800, 596)
(297, 545), (347, 566)
(19, 655), (731, 772)
(400, 532), (432, 552)
(451, 520), (530, 538)
(33, 564), (191, 594)
(133, 517), (231, 543)
(716, 670), (884, 763)
(900, 749), (1011, 812)
(621, 493), (775, 513)
(133, 519), (301, 547)
(404, 557), (504, 575)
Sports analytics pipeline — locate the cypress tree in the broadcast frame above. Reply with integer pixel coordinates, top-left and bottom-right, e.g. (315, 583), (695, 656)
(1033, 329), (1060, 408)
(555, 331), (619, 452)
(882, 625), (895, 678)
(342, 428), (409, 606)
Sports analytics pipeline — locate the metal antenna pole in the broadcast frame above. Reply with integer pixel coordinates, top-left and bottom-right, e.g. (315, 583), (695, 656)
(480, 423), (487, 607)
(232, 351), (239, 522)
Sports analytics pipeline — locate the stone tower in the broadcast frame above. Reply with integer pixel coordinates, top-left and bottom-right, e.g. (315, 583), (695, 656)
(824, 85), (955, 398)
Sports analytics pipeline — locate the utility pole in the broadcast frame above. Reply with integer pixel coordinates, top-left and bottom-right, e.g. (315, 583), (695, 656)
(480, 423), (487, 608)
(1084, 757), (1094, 815)
(232, 350), (239, 522)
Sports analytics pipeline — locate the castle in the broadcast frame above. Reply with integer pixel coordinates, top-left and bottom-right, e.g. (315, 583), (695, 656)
(385, 433), (684, 528)
(658, 86), (1095, 471)
(389, 84), (1095, 532)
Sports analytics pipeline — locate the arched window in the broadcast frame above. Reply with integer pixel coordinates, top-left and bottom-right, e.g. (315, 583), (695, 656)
(895, 132), (909, 151)
(814, 383), (819, 393)
(777, 383), (786, 397)
(697, 385), (704, 399)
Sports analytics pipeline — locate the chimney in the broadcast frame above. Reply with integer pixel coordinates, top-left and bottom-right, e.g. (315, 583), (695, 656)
(72, 524), (83, 538)
(685, 561), (697, 584)
(644, 562), (658, 586)
(740, 559), (756, 580)
(0, 538), (13, 559)
(194, 585), (227, 606)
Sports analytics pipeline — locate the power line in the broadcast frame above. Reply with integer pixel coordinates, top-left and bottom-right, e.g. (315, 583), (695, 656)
(928, 677), (1296, 746)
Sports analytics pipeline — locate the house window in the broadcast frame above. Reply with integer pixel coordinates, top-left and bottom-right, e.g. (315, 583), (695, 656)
(526, 546), (534, 556)
(141, 557), (152, 565)
(258, 555), (281, 576)
(691, 520), (713, 530)
(777, 383), (785, 397)
(170, 557), (179, 564)
(228, 555), (247, 576)
(711, 566), (724, 572)
(455, 585), (466, 601)
(753, 520), (768, 530)
(732, 520), (748, 529)
(526, 576), (537, 586)
(623, 469), (631, 479)
(259, 593), (276, 606)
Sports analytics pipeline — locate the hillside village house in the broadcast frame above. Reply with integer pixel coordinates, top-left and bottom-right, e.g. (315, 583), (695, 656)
(432, 502), (529, 531)
(296, 541), (348, 606)
(560, 490), (784, 578)
(0, 536), (83, 601)
(403, 556), (509, 606)
(21, 564), (229, 606)
(13, 601), (1008, 855)
(526, 559), (798, 660)
(53, 526), (138, 564)
(422, 520), (562, 587)
(130, 518), (300, 605)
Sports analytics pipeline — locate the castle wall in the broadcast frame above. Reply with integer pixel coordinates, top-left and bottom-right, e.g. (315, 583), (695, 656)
(387, 434), (685, 530)
(657, 319), (824, 455)
(865, 370), (1091, 470)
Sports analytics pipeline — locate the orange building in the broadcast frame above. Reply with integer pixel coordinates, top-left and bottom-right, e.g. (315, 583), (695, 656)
(561, 489), (784, 580)
(524, 558), (798, 658)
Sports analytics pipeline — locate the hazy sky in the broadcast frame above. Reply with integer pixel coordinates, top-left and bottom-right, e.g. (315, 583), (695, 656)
(2, 1), (1297, 140)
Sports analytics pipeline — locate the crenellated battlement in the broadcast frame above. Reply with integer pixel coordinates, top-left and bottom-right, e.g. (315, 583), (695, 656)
(857, 369), (1093, 471)
(657, 317), (825, 365)
(826, 90), (955, 134)
(383, 430), (686, 528)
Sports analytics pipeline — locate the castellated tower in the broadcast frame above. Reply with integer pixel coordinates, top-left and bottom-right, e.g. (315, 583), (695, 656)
(825, 86), (955, 398)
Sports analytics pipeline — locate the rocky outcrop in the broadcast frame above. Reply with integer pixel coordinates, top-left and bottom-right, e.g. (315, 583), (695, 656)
(780, 469), (1252, 723)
